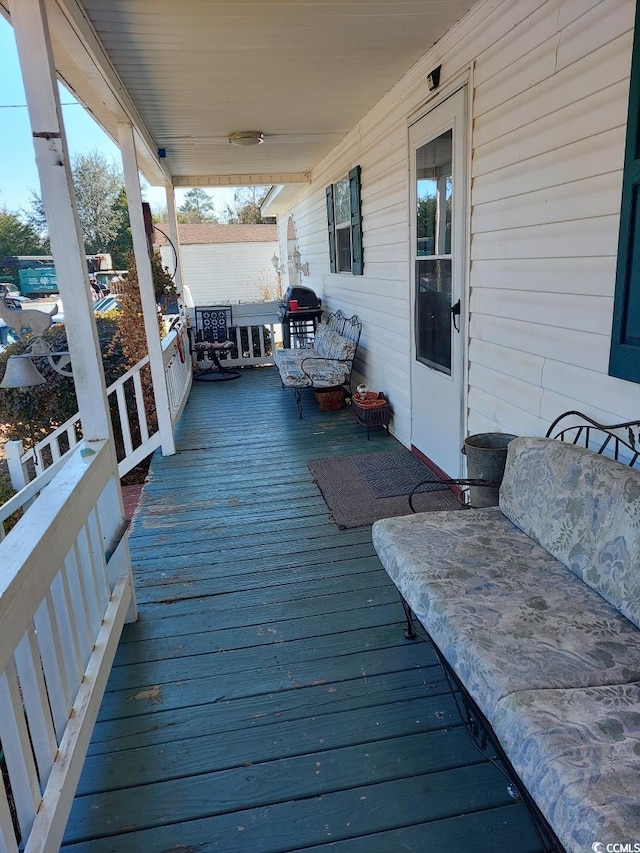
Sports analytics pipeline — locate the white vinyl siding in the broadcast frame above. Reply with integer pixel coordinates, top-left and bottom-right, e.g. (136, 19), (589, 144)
(469, 0), (636, 434)
(276, 0), (639, 450)
(160, 241), (279, 306)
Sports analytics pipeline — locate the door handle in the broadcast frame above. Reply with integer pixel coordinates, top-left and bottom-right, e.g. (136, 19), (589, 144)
(451, 299), (461, 332)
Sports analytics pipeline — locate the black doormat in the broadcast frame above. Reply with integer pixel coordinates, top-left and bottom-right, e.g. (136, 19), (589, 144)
(352, 449), (448, 498)
(307, 449), (461, 529)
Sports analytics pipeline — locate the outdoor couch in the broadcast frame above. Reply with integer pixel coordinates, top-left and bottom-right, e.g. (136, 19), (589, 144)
(274, 310), (361, 417)
(372, 436), (640, 853)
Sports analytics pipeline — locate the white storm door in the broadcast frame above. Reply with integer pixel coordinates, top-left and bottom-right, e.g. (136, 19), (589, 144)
(409, 87), (467, 477)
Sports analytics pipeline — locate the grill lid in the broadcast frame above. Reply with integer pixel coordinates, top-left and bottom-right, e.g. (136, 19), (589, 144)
(282, 285), (321, 309)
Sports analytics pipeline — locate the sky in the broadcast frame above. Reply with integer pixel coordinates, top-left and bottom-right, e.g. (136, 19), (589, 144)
(0, 16), (235, 219)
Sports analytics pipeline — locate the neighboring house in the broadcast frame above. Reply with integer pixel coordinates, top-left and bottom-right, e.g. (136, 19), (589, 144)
(263, 0), (640, 479)
(155, 223), (279, 306)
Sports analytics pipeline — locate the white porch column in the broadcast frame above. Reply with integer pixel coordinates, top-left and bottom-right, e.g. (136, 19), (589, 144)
(164, 186), (186, 300)
(10, 0), (113, 444)
(117, 122), (176, 457)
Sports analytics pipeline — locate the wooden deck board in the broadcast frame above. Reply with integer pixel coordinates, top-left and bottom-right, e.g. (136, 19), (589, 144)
(78, 699), (468, 794)
(85, 666), (452, 754)
(63, 769), (534, 852)
(62, 368), (544, 852)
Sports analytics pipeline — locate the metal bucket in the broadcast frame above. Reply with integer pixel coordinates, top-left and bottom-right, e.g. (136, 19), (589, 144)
(463, 432), (517, 508)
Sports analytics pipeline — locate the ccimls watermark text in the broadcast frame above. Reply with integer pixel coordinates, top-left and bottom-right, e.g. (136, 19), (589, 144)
(592, 843), (640, 852)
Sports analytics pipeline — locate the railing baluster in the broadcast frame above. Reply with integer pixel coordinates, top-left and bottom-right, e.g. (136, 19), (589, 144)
(132, 369), (149, 443)
(14, 629), (58, 788)
(40, 573), (78, 711)
(73, 526), (102, 637)
(50, 437), (61, 463)
(85, 509), (110, 613)
(0, 780), (19, 853)
(63, 547), (93, 657)
(116, 384), (133, 458)
(34, 596), (71, 740)
(233, 325), (242, 358)
(66, 424), (78, 451)
(0, 661), (41, 840)
(51, 571), (83, 696)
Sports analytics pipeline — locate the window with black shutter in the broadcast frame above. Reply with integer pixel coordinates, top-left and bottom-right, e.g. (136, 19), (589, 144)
(610, 1), (640, 383)
(326, 165), (363, 275)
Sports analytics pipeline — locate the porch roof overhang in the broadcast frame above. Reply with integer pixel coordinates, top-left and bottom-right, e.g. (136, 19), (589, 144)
(0, 0), (478, 193)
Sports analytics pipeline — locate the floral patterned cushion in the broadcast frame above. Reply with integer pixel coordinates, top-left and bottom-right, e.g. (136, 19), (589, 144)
(273, 347), (349, 388)
(274, 322), (356, 389)
(500, 437), (640, 629)
(493, 682), (640, 853)
(371, 507), (640, 725)
(314, 324), (357, 361)
(372, 438), (640, 853)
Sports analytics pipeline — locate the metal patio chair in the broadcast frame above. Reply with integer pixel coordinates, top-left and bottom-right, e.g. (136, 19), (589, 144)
(191, 304), (240, 381)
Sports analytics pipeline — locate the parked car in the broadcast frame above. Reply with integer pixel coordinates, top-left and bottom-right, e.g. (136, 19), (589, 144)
(0, 319), (20, 353)
(1, 282), (20, 298)
(93, 295), (122, 313)
(52, 295), (122, 324)
(0, 281), (30, 308)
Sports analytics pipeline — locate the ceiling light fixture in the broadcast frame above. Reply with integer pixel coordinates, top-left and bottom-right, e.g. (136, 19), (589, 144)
(228, 130), (264, 147)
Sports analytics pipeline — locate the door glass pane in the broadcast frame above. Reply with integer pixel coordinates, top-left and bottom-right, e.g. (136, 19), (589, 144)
(415, 129), (453, 373)
(416, 259), (452, 373)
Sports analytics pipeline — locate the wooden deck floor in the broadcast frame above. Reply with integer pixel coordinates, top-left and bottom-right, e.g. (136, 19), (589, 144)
(62, 367), (544, 853)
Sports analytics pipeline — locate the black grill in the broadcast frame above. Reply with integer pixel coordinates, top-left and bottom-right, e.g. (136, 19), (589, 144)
(278, 286), (323, 347)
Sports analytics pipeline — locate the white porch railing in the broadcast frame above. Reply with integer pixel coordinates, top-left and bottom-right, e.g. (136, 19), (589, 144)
(162, 318), (193, 420)
(0, 440), (136, 853)
(224, 320), (277, 367)
(188, 302), (280, 369)
(5, 319), (192, 498)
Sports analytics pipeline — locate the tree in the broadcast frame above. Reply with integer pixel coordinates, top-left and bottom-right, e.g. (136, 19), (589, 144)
(177, 188), (218, 223)
(28, 149), (127, 255)
(0, 209), (45, 258)
(0, 209), (46, 284)
(417, 196), (436, 246)
(222, 187), (275, 225)
(108, 189), (134, 270)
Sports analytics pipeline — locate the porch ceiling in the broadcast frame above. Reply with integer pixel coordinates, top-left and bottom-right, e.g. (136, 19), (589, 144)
(4, 0), (478, 189)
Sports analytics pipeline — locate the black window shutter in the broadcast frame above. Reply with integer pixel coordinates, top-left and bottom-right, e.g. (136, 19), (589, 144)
(326, 184), (337, 273)
(349, 165), (363, 275)
(610, 0), (640, 382)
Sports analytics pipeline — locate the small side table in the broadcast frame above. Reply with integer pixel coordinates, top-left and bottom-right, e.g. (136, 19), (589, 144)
(352, 394), (391, 440)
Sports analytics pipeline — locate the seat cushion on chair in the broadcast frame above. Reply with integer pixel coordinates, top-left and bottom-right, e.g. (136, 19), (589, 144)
(371, 508), (640, 726)
(492, 682), (640, 853)
(314, 324), (357, 362)
(273, 347), (350, 388)
(499, 437), (640, 629)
